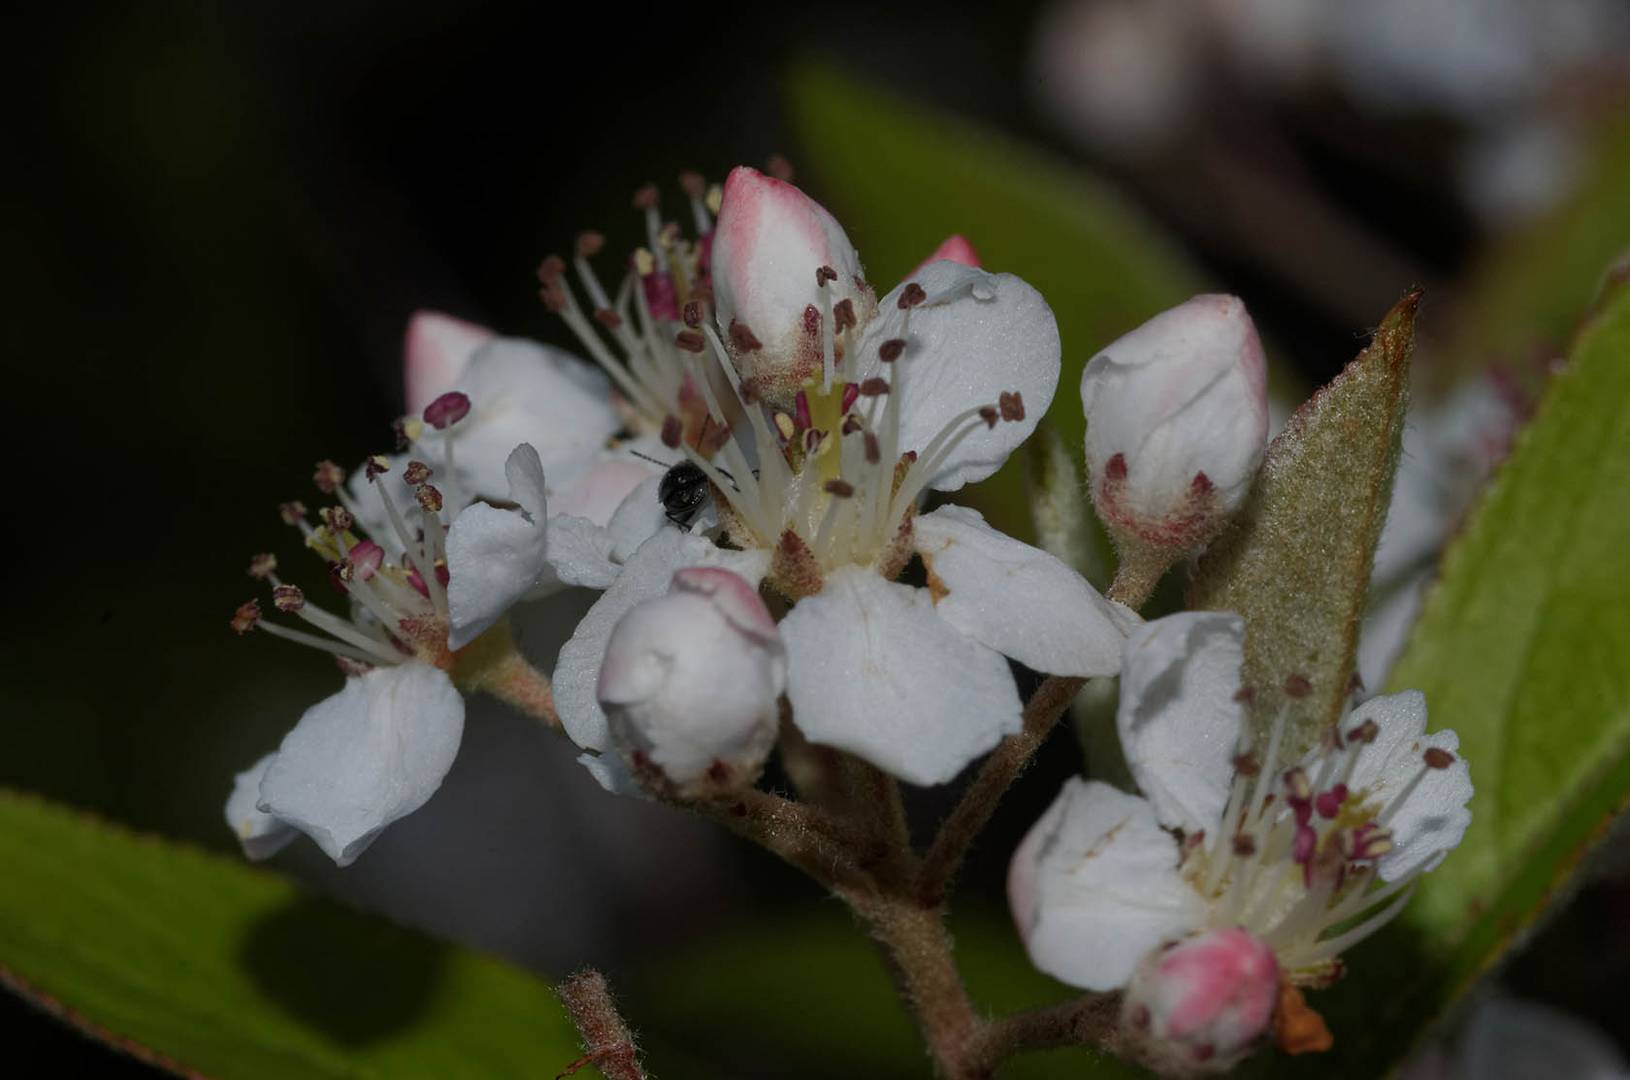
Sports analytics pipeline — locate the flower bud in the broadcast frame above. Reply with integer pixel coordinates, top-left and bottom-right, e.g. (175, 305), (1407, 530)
(403, 310), (495, 416)
(710, 166), (876, 404)
(1121, 928), (1279, 1073)
(1081, 294), (1268, 565)
(597, 566), (786, 798)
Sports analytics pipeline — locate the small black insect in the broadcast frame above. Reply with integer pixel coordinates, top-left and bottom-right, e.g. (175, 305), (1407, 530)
(657, 461), (712, 529)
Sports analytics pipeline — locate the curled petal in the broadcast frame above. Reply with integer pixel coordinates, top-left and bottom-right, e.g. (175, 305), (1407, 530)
(224, 753), (297, 861)
(1340, 690), (1473, 881)
(854, 261), (1060, 491)
(779, 566), (1022, 785)
(912, 234), (981, 275)
(1009, 779), (1203, 991)
(1117, 612), (1247, 834)
(446, 444), (549, 649)
(257, 664), (465, 867)
(912, 504), (1137, 677)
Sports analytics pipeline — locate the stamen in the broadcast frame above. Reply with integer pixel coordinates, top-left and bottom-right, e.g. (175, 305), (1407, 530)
(424, 392), (471, 431)
(313, 461), (345, 494)
(231, 600), (261, 635)
(248, 553), (278, 579)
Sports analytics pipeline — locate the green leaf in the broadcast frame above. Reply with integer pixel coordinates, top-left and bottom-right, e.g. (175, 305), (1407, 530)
(783, 60), (1202, 540)
(1190, 291), (1420, 752)
(1438, 120), (1630, 389)
(1265, 267), (1630, 1075)
(627, 905), (1142, 1079)
(0, 788), (586, 1078)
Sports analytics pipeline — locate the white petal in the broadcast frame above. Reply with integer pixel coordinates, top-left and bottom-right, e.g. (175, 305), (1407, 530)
(779, 566), (1022, 785)
(553, 527), (771, 756)
(438, 337), (618, 501)
(854, 261), (1060, 491)
(224, 753), (297, 861)
(445, 444), (550, 649)
(1342, 690), (1474, 881)
(1117, 612), (1246, 834)
(544, 515), (619, 591)
(258, 664), (465, 867)
(576, 750), (646, 798)
(550, 436), (671, 529)
(912, 504), (1137, 677)
(1009, 779), (1203, 991)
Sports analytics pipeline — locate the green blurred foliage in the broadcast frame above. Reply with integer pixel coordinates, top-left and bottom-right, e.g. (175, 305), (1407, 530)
(0, 789), (586, 1078)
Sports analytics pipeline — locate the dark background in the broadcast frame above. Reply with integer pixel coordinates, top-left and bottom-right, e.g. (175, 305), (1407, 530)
(5, 2), (1628, 1074)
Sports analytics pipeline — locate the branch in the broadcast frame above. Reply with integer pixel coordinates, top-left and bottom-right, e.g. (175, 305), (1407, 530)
(696, 788), (877, 891)
(557, 968), (646, 1080)
(974, 993), (1123, 1068)
(917, 675), (1086, 905)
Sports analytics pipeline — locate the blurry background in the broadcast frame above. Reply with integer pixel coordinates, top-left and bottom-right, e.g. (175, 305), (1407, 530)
(4, 1), (1629, 1075)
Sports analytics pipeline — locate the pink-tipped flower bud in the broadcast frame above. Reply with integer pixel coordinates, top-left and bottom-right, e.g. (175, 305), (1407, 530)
(597, 567), (786, 798)
(1122, 928), (1279, 1073)
(710, 166), (877, 404)
(1081, 294), (1268, 563)
(403, 310), (495, 416)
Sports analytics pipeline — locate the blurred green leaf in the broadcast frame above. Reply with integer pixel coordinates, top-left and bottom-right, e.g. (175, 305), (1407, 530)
(1274, 268), (1630, 1074)
(1438, 120), (1630, 388)
(628, 905), (1142, 1079)
(0, 788), (586, 1078)
(784, 60), (1202, 540)
(1191, 291), (1419, 753)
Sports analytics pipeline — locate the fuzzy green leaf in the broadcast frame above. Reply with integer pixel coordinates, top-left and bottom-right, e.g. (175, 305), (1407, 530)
(0, 788), (586, 1079)
(1190, 290), (1420, 752)
(783, 60), (1202, 540)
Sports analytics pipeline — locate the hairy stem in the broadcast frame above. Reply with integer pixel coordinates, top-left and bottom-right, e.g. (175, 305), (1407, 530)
(557, 968), (646, 1080)
(917, 675), (1086, 905)
(974, 993), (1123, 1065)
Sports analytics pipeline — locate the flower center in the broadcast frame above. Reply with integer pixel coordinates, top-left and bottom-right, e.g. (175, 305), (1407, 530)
(229, 423), (469, 672)
(1180, 698), (1458, 986)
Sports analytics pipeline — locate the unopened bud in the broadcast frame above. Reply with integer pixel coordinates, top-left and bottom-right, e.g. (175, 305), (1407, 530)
(709, 166), (876, 406)
(1081, 294), (1268, 564)
(597, 567), (786, 799)
(1121, 928), (1279, 1073)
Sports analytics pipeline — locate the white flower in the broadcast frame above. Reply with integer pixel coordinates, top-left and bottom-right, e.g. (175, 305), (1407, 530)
(1010, 611), (1472, 1001)
(598, 567), (786, 797)
(1081, 294), (1269, 557)
(226, 441), (553, 865)
(1121, 926), (1282, 1072)
(555, 180), (1137, 788)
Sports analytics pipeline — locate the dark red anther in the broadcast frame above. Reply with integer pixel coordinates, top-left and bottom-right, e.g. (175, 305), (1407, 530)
(416, 484), (444, 513)
(320, 506), (355, 533)
(1231, 753), (1260, 777)
(728, 320), (763, 353)
(815, 265), (837, 287)
(803, 428), (825, 454)
(864, 432), (880, 464)
(271, 584), (305, 613)
(1233, 686), (1257, 705)
(675, 330), (706, 353)
(248, 553), (278, 579)
(1232, 833), (1257, 856)
(802, 304), (820, 337)
(230, 600), (261, 635)
(858, 378), (889, 397)
(998, 390), (1026, 422)
(793, 391), (811, 432)
(349, 540), (384, 580)
(364, 454), (390, 481)
(878, 338), (906, 362)
(1347, 718), (1380, 744)
(841, 413), (863, 435)
(978, 406), (998, 429)
(594, 308), (623, 330)
(576, 230), (605, 258)
(1284, 674), (1313, 699)
(403, 460), (432, 486)
(1292, 825), (1316, 865)
(632, 183), (660, 210)
(1315, 784), (1348, 820)
(682, 300), (703, 329)
(313, 460), (345, 493)
(660, 414), (683, 448)
(1105, 452), (1128, 481)
(1423, 748), (1456, 769)
(424, 390), (472, 430)
(898, 282), (927, 309)
(536, 255), (566, 283)
(833, 298), (856, 332)
(823, 479), (854, 497)
(840, 382), (860, 413)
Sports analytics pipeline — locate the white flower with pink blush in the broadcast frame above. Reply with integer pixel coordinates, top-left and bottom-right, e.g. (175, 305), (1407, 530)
(597, 567), (786, 798)
(554, 169), (1137, 789)
(224, 440), (556, 866)
(1081, 294), (1270, 561)
(1009, 612), (1472, 1059)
